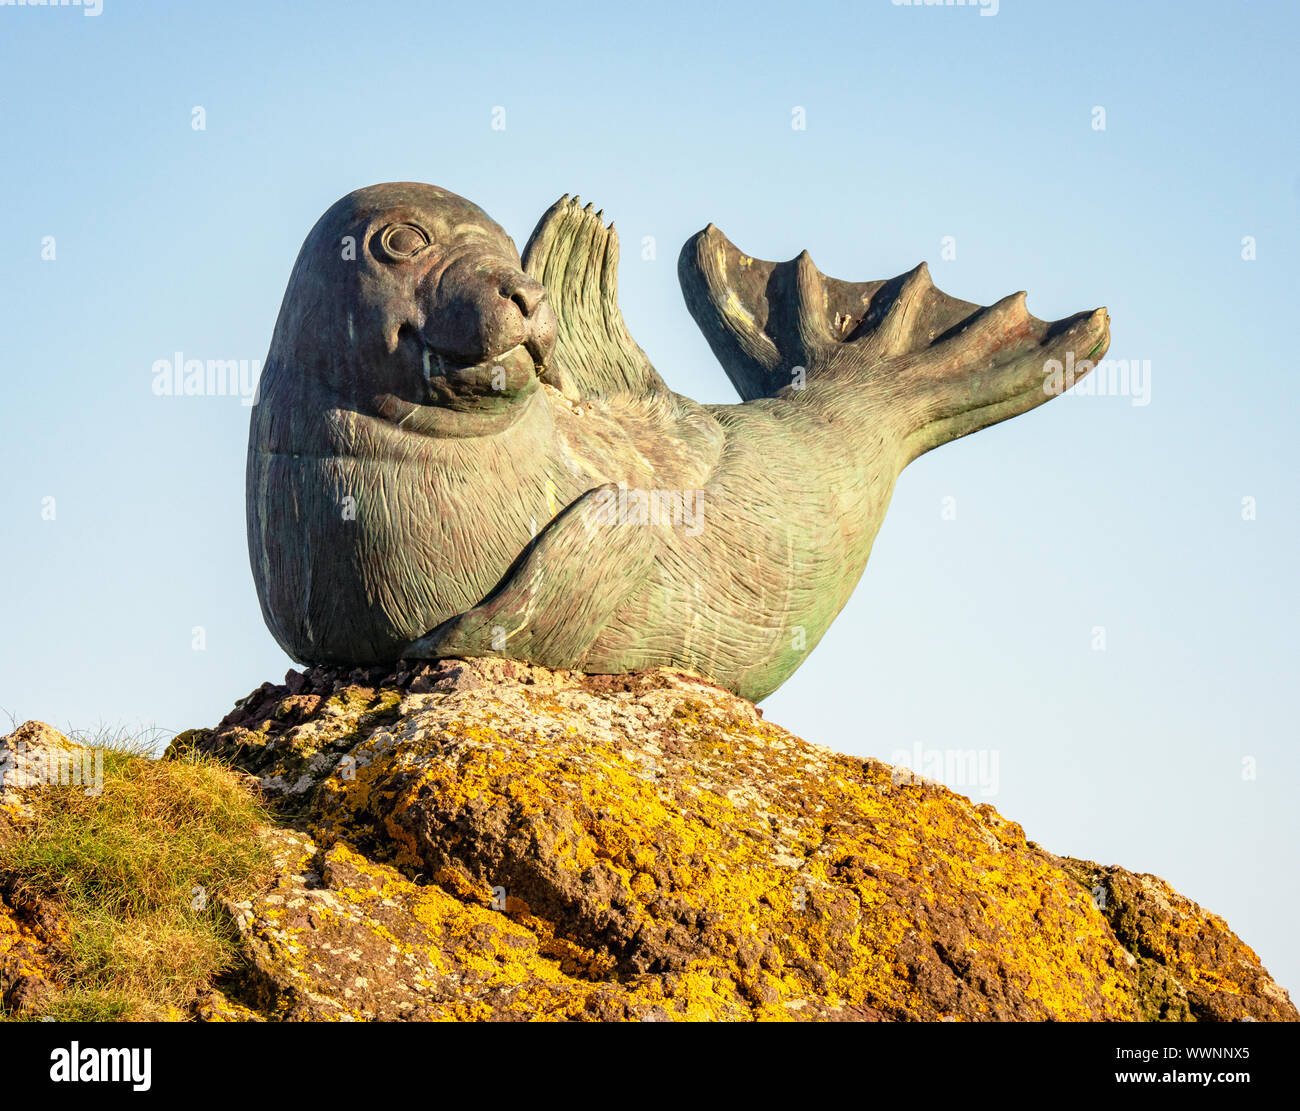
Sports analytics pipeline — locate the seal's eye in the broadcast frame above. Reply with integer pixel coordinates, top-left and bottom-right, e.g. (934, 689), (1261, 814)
(378, 222), (430, 261)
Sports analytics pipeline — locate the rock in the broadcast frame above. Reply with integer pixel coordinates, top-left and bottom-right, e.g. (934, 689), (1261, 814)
(1054, 858), (1294, 1022)
(0, 725), (71, 1014)
(0, 724), (100, 1016)
(1, 720), (94, 822)
(168, 659), (1295, 1022)
(0, 883), (64, 1017)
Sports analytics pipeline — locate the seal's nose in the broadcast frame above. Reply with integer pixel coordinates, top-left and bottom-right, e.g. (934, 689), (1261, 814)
(505, 276), (547, 320)
(504, 275), (556, 367)
(424, 257), (557, 366)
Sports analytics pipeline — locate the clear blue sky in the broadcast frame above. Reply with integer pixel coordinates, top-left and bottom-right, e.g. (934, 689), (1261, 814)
(2, 0), (1297, 1001)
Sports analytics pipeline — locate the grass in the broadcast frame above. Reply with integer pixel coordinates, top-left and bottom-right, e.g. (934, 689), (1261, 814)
(0, 730), (273, 1020)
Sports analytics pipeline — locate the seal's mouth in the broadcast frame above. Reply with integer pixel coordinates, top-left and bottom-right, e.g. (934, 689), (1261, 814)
(415, 340), (541, 407)
(367, 324), (553, 436)
(371, 346), (540, 435)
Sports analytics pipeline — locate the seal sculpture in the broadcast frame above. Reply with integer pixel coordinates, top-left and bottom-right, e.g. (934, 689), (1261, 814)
(248, 182), (1110, 702)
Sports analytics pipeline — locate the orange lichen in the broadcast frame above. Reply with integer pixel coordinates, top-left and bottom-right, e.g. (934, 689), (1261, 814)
(134, 658), (1300, 1021)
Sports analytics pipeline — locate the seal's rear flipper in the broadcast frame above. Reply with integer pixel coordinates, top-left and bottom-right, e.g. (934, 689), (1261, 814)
(678, 225), (1110, 455)
(404, 484), (656, 668)
(523, 197), (668, 402)
(679, 225), (977, 401)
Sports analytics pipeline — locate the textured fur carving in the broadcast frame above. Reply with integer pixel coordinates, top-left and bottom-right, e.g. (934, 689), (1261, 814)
(248, 184), (1109, 702)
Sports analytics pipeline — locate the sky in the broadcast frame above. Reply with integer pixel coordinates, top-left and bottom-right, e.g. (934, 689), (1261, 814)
(1, 0), (1297, 1001)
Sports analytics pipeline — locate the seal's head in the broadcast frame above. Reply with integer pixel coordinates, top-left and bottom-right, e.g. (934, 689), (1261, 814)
(266, 182), (557, 424)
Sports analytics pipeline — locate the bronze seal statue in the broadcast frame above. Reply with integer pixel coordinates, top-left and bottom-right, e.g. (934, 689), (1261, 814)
(247, 182), (1109, 702)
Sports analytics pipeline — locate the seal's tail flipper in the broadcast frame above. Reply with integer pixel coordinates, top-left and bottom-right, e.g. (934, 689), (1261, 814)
(678, 224), (962, 401)
(523, 196), (668, 402)
(678, 224), (1110, 456)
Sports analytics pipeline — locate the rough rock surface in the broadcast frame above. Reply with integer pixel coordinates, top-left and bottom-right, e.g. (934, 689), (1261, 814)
(154, 657), (1294, 1022)
(1, 720), (90, 821)
(0, 721), (78, 1015)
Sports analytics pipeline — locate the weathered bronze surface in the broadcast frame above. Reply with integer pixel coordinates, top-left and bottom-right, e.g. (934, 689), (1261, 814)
(248, 183), (1109, 702)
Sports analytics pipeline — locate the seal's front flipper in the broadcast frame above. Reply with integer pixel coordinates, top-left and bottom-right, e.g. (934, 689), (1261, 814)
(404, 483), (656, 668)
(522, 197), (668, 403)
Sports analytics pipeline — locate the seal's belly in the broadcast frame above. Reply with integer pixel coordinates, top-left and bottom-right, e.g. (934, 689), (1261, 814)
(247, 447), (585, 663)
(247, 389), (891, 686)
(578, 405), (896, 701)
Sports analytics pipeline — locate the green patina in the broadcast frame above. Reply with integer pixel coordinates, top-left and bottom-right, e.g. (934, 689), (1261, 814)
(248, 184), (1110, 702)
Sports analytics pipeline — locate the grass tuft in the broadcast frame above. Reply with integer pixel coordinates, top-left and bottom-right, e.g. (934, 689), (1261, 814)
(1, 735), (272, 1020)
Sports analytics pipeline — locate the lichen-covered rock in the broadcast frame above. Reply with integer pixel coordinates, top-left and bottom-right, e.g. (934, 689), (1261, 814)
(1054, 858), (1293, 1022)
(0, 721), (77, 1015)
(0, 885), (63, 1016)
(175, 658), (1296, 1022)
(1, 720), (92, 822)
